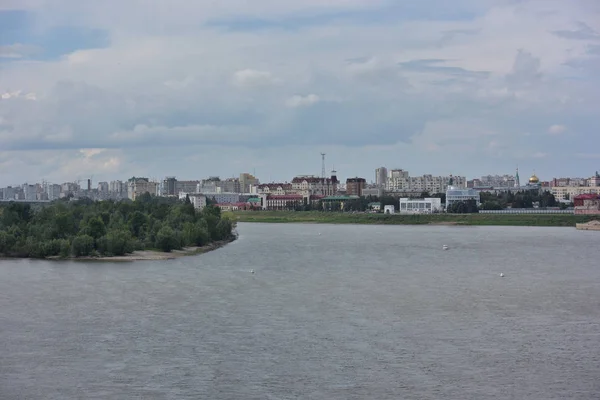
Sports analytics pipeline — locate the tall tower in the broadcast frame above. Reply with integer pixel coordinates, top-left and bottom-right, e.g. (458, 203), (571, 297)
(321, 153), (326, 179)
(515, 166), (520, 188)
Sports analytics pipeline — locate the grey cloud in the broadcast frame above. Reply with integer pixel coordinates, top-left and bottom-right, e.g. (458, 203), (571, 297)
(505, 49), (542, 88)
(0, 44), (41, 59)
(437, 29), (481, 47)
(399, 59), (490, 79)
(552, 22), (600, 41)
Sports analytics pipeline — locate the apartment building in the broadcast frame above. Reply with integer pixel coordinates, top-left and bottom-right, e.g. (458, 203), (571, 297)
(127, 177), (159, 200)
(346, 177), (366, 197)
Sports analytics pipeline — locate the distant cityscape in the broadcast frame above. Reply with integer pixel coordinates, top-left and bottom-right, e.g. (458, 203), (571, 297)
(2, 160), (600, 215)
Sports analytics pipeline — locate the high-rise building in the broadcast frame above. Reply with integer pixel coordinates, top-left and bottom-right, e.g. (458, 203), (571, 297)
(240, 173), (260, 193)
(375, 167), (387, 188)
(163, 177), (177, 196)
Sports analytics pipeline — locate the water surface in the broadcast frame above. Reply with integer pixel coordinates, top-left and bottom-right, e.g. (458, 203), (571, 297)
(1, 223), (599, 399)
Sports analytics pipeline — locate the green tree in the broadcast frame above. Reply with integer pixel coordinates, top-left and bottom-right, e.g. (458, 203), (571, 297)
(71, 235), (95, 257)
(155, 226), (179, 252)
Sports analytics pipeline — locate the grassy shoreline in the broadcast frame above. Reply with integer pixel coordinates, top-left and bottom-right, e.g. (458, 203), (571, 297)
(234, 211), (597, 227)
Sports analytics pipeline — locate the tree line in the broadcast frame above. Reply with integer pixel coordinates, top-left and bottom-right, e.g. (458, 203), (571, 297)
(0, 193), (235, 259)
(479, 190), (563, 210)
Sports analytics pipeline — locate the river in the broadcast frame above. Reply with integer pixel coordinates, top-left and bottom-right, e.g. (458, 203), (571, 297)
(1, 223), (599, 399)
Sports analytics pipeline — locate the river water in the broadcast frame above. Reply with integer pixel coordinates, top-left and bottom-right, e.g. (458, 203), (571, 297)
(1, 223), (599, 399)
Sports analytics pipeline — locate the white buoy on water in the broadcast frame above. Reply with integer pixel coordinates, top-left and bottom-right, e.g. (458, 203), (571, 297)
(500, 273), (504, 277)
(442, 245), (449, 250)
(250, 269), (255, 274)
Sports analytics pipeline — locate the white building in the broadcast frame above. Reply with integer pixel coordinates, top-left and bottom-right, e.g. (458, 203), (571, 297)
(97, 181), (109, 192)
(46, 184), (62, 201)
(23, 184), (37, 201)
(399, 197), (443, 214)
(446, 186), (480, 210)
(385, 169), (466, 193)
(384, 205), (396, 214)
(178, 192), (207, 210)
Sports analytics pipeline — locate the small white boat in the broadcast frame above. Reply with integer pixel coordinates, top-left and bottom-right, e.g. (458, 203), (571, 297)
(442, 245), (449, 250)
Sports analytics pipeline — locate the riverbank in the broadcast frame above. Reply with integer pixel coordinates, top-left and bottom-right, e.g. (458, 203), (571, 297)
(234, 211), (597, 227)
(83, 236), (236, 261)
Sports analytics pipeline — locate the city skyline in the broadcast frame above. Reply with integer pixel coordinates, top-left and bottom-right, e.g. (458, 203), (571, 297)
(1, 1), (599, 184)
(0, 161), (596, 188)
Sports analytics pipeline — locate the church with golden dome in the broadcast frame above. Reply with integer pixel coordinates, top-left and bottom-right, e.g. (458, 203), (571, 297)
(528, 173), (540, 185)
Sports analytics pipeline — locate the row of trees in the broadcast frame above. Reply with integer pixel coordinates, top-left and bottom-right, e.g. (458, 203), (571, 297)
(0, 193), (235, 259)
(479, 190), (563, 210)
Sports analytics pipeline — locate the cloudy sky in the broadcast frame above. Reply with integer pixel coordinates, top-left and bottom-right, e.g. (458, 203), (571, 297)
(1, 0), (599, 186)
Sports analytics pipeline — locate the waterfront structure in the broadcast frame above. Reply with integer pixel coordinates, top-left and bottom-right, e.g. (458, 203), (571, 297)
(574, 195), (600, 215)
(446, 185), (480, 211)
(346, 177), (366, 197)
(384, 205), (395, 214)
(398, 198), (443, 214)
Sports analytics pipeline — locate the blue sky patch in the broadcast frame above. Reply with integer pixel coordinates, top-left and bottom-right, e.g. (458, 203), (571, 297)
(206, 3), (480, 33)
(0, 10), (109, 61)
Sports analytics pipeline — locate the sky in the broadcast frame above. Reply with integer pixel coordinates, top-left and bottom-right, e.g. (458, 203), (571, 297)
(1, 0), (599, 186)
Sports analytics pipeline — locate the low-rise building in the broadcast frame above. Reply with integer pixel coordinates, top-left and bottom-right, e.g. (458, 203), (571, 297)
(446, 186), (480, 210)
(399, 197), (443, 214)
(257, 183), (293, 195)
(384, 205), (395, 214)
(574, 196), (600, 215)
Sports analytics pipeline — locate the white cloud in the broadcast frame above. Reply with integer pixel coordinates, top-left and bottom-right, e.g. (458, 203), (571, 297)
(232, 69), (279, 88)
(1, 0), (599, 185)
(548, 124), (567, 135)
(286, 94), (320, 108)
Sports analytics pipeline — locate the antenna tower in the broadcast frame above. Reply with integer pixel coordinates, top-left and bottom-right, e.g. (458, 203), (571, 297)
(321, 153), (326, 178)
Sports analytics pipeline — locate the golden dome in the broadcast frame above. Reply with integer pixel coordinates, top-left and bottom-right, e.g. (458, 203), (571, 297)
(529, 174), (539, 184)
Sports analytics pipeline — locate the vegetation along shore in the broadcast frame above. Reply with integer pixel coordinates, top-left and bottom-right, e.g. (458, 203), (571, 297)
(234, 211), (597, 227)
(0, 193), (236, 260)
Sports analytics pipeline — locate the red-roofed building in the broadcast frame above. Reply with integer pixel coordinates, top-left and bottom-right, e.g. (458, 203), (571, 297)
(574, 194), (600, 215)
(254, 193), (325, 210)
(574, 194), (600, 207)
